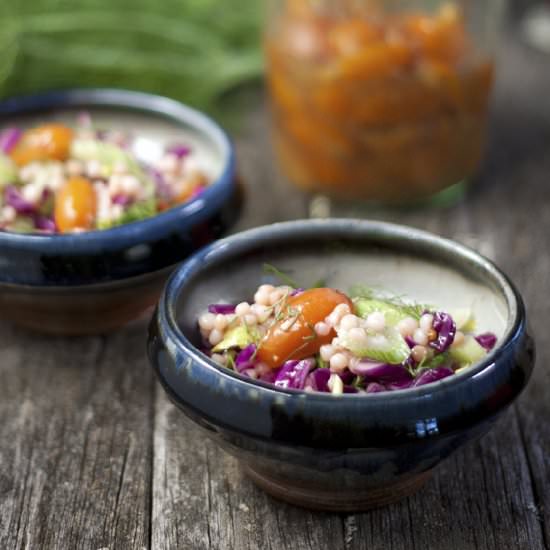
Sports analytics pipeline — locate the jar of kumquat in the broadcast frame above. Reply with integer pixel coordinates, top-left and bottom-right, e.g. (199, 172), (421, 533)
(265, 0), (501, 202)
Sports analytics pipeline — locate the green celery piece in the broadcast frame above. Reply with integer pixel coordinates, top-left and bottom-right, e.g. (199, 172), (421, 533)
(354, 298), (413, 326)
(7, 216), (35, 233)
(450, 308), (476, 332)
(212, 325), (259, 353)
(339, 326), (411, 364)
(449, 335), (487, 366)
(97, 199), (157, 230)
(0, 153), (17, 187)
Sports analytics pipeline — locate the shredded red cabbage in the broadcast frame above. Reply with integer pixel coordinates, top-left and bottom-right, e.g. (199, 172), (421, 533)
(356, 362), (413, 384)
(339, 369), (354, 385)
(349, 359), (386, 377)
(207, 304), (236, 314)
(34, 216), (56, 232)
(112, 194), (133, 206)
(0, 127), (22, 153)
(290, 288), (305, 297)
(311, 368), (330, 392)
(343, 385), (359, 394)
(475, 332), (497, 351)
(405, 335), (416, 349)
(4, 185), (35, 214)
(429, 312), (456, 352)
(167, 144), (191, 158)
(235, 344), (257, 373)
(366, 382), (386, 393)
(274, 358), (315, 390)
(413, 366), (454, 387)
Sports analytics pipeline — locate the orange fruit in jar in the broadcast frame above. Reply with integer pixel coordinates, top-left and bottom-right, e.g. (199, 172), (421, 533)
(54, 176), (97, 233)
(336, 41), (413, 81)
(400, 4), (467, 64)
(328, 19), (384, 56)
(10, 124), (74, 166)
(257, 288), (353, 369)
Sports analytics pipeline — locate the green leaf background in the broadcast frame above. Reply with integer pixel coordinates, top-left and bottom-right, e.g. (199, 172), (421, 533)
(0, 1), (263, 115)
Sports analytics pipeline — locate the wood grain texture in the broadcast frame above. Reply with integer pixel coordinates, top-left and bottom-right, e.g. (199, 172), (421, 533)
(0, 319), (153, 550)
(151, 393), (346, 550)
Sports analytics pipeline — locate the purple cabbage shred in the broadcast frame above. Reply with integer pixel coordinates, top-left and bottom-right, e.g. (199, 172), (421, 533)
(429, 311), (456, 353)
(366, 382), (386, 393)
(0, 127), (22, 153)
(4, 185), (35, 214)
(311, 366), (331, 392)
(290, 288), (305, 297)
(413, 366), (454, 387)
(167, 144), (191, 158)
(34, 216), (56, 232)
(235, 344), (257, 373)
(274, 358), (315, 390)
(475, 332), (497, 351)
(207, 304), (236, 314)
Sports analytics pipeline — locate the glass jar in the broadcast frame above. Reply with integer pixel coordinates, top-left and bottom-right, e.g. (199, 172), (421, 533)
(264, 0), (502, 203)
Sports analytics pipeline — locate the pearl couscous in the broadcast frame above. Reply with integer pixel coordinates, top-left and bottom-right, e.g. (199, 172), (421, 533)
(198, 282), (497, 394)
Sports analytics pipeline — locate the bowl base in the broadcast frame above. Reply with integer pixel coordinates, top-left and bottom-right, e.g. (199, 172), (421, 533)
(244, 466), (433, 512)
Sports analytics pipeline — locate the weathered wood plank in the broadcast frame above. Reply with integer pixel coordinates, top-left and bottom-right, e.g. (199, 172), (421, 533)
(0, 319), (153, 550)
(151, 392), (346, 550)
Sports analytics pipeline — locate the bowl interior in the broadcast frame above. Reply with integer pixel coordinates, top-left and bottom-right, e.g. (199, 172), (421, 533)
(174, 223), (512, 358)
(5, 104), (225, 182)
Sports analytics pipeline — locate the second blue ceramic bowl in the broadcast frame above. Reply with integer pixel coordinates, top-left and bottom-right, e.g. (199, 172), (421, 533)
(148, 219), (535, 511)
(0, 89), (241, 334)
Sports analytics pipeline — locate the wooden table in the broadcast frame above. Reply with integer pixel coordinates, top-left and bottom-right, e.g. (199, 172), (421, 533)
(1, 37), (549, 550)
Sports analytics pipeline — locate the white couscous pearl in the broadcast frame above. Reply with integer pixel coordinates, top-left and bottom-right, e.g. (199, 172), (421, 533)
(214, 314), (228, 331)
(320, 344), (335, 362)
(254, 289), (270, 306)
(413, 328), (429, 346)
(251, 304), (270, 323)
(121, 174), (140, 196)
(411, 345), (428, 363)
(244, 314), (257, 326)
(334, 303), (351, 317)
(1, 205), (16, 223)
(268, 289), (284, 305)
(65, 159), (84, 176)
(86, 159), (104, 179)
(329, 352), (349, 372)
(328, 373), (344, 395)
(366, 311), (385, 332)
(198, 312), (216, 331)
(314, 321), (331, 336)
(397, 317), (419, 337)
(326, 312), (341, 328)
(158, 153), (180, 174)
(258, 284), (275, 294)
(340, 314), (359, 331)
(420, 313), (434, 333)
(208, 329), (223, 346)
(235, 302), (251, 317)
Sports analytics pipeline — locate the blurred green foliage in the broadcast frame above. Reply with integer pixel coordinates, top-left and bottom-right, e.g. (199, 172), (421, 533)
(0, 0), (263, 115)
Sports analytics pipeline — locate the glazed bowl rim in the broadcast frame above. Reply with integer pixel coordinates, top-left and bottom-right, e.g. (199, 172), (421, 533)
(158, 218), (526, 402)
(0, 88), (236, 253)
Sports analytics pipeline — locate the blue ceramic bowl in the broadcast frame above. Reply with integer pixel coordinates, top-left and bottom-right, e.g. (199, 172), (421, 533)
(0, 89), (241, 334)
(148, 219), (535, 511)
